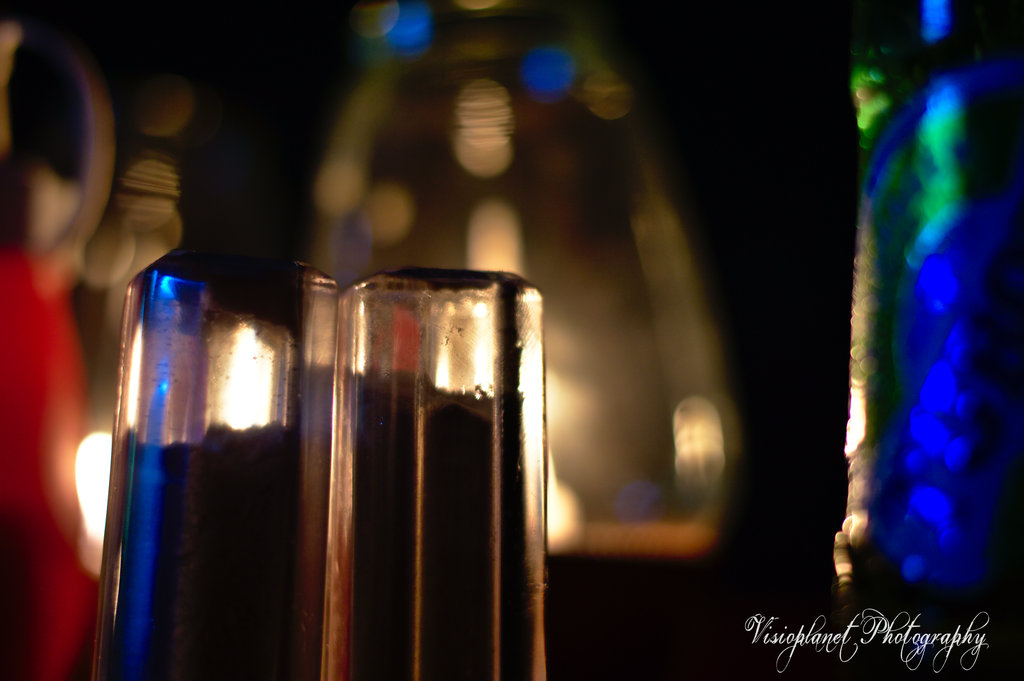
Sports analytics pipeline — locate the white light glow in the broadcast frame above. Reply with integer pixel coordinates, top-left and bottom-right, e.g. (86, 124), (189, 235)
(547, 451), (583, 551)
(434, 343), (451, 391)
(355, 300), (368, 374)
(212, 325), (275, 429)
(842, 512), (867, 545)
(125, 325), (143, 429)
(845, 383), (866, 457)
(75, 432), (112, 576)
(472, 325), (494, 396)
(466, 199), (523, 274)
(453, 79), (514, 178)
(673, 397), (725, 484)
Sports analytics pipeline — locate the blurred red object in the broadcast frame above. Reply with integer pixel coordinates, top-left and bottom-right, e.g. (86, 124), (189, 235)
(0, 249), (96, 681)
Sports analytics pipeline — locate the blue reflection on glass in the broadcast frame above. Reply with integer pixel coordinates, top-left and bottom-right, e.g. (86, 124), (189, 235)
(916, 254), (958, 311)
(909, 408), (950, 454)
(520, 46), (575, 102)
(939, 527), (963, 554)
(152, 271), (203, 306)
(112, 266), (207, 678)
(946, 319), (969, 369)
(904, 448), (927, 475)
(386, 1), (432, 57)
(158, 274), (176, 298)
(920, 360), (956, 412)
(114, 442), (190, 681)
(910, 485), (952, 527)
(921, 0), (953, 44)
(944, 435), (972, 472)
(901, 554), (927, 582)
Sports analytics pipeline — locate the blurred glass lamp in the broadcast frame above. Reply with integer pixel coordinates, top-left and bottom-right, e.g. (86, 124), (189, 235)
(308, 0), (741, 556)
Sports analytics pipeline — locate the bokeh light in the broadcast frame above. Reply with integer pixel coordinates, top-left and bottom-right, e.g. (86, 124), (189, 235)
(580, 70), (633, 120)
(916, 254), (958, 311)
(520, 45), (575, 103)
(133, 74), (196, 138)
(386, 1), (433, 57)
(453, 79), (514, 178)
(920, 0), (953, 44)
(365, 180), (415, 247)
(314, 155), (367, 217)
(615, 480), (664, 523)
(466, 198), (523, 273)
(350, 0), (401, 38)
(672, 396), (724, 486)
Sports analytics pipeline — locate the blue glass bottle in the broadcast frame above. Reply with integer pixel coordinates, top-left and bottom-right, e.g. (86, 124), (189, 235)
(837, 0), (1024, 673)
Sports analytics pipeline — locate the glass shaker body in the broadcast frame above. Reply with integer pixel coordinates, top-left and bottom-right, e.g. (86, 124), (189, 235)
(324, 268), (546, 681)
(93, 251), (338, 681)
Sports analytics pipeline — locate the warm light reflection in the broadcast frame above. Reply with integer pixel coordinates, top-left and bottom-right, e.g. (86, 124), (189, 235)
(455, 0), (501, 9)
(314, 155), (366, 217)
(548, 487), (581, 548)
(208, 325), (277, 429)
(80, 225), (136, 289)
(75, 431), (112, 576)
(120, 156), (180, 197)
(842, 511), (867, 545)
(355, 300), (369, 374)
(351, 0), (401, 38)
(453, 79), (514, 177)
(544, 366), (599, 481)
(365, 180), (415, 247)
(0, 21), (23, 157)
(134, 74), (196, 138)
(430, 298), (498, 395)
(80, 154), (184, 290)
(125, 325), (143, 429)
(120, 193), (178, 230)
(672, 396), (724, 484)
(834, 531), (854, 585)
(580, 70), (633, 120)
(472, 321), (494, 397)
(547, 450), (583, 551)
(434, 340), (451, 391)
(23, 164), (80, 255)
(845, 382), (866, 456)
(466, 199), (523, 273)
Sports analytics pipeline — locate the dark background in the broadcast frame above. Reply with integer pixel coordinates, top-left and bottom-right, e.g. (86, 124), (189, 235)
(2, 1), (858, 679)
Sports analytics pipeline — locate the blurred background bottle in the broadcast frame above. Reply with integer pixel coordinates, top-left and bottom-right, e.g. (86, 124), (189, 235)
(837, 0), (1024, 671)
(308, 0), (742, 558)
